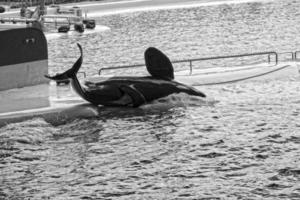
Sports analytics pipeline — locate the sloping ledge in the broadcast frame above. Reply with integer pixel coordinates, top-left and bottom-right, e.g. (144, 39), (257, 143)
(0, 83), (92, 128)
(0, 62), (299, 127)
(0, 84), (50, 113)
(0, 27), (49, 91)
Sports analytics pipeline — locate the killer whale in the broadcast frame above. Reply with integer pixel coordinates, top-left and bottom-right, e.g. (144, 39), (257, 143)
(45, 44), (206, 107)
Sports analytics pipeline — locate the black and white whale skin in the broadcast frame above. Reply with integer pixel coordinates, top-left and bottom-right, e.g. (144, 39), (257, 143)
(45, 44), (206, 107)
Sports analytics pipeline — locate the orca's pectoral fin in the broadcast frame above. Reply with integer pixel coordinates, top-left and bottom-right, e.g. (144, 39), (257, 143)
(120, 85), (146, 107)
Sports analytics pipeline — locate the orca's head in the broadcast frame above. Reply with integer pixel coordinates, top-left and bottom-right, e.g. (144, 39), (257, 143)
(176, 84), (206, 98)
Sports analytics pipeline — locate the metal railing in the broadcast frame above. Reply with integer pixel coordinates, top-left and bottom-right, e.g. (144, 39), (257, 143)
(98, 51), (278, 76)
(0, 17), (38, 24)
(277, 51), (300, 61)
(277, 51), (296, 60)
(174, 51), (278, 75)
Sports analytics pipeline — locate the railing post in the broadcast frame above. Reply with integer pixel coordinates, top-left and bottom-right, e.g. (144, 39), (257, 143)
(189, 60), (192, 75)
(268, 53), (278, 65)
(292, 52), (295, 60)
(292, 52), (296, 60)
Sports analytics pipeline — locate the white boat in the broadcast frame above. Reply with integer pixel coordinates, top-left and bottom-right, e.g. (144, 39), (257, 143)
(0, 1), (96, 33)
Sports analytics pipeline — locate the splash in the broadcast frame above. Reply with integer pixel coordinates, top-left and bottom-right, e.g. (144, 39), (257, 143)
(141, 92), (217, 111)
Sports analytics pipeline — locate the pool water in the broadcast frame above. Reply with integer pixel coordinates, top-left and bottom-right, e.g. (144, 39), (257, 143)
(1, 0), (300, 199)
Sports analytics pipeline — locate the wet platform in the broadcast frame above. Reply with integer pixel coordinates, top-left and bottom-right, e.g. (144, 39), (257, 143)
(0, 62), (299, 127)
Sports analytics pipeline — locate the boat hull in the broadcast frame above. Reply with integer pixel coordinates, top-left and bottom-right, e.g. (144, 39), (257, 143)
(0, 27), (48, 91)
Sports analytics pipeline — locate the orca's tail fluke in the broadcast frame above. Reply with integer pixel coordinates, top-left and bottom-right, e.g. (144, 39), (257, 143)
(45, 43), (83, 81)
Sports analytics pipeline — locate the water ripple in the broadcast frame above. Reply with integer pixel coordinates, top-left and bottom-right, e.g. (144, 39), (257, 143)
(1, 0), (300, 199)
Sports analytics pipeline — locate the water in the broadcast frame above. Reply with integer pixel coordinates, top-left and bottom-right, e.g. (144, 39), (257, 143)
(48, 0), (300, 75)
(1, 0), (300, 199)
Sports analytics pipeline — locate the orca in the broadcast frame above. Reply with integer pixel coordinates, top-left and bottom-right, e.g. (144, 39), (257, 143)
(45, 44), (206, 107)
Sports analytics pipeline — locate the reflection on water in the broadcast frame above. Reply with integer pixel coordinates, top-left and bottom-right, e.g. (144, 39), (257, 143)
(1, 0), (300, 199)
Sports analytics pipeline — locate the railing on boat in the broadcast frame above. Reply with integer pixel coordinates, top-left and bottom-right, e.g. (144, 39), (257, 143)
(98, 51), (279, 76)
(0, 17), (38, 24)
(0, 15), (81, 27)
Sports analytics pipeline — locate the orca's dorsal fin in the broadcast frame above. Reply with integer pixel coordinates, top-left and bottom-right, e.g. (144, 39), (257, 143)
(144, 47), (174, 80)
